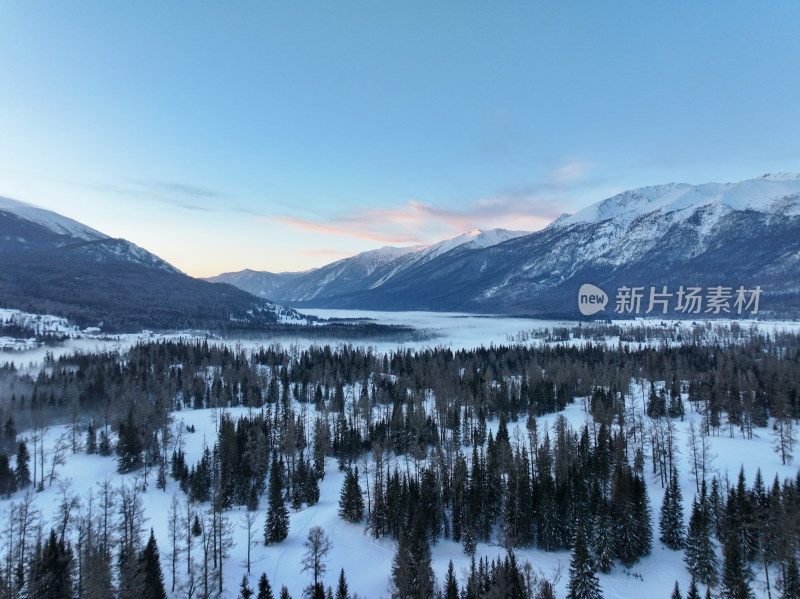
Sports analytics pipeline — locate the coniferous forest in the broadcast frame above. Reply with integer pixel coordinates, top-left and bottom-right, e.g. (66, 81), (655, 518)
(0, 328), (799, 598)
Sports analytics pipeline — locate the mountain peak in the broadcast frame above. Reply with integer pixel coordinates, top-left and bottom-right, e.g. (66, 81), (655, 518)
(557, 174), (800, 228)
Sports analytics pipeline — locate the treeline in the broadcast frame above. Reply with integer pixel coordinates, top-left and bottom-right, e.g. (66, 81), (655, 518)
(3, 332), (800, 443)
(0, 322), (68, 346)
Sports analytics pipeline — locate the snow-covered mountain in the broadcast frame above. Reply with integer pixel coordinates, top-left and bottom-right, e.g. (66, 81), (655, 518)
(208, 228), (530, 302)
(0, 197), (294, 331)
(216, 175), (800, 316)
(0, 196), (107, 241)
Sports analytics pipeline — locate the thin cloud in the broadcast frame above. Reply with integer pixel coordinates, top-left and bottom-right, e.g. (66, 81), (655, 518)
(271, 194), (568, 246)
(82, 179), (260, 215)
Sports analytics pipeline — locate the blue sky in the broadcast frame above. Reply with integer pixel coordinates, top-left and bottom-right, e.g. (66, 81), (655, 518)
(1, 2), (798, 277)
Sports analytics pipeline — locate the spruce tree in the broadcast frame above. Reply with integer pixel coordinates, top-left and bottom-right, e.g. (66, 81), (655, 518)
(338, 466), (364, 523)
(444, 560), (459, 599)
(265, 453), (289, 544)
(720, 535), (753, 599)
(592, 503), (614, 574)
(391, 520), (435, 599)
(280, 586), (292, 599)
(239, 574), (254, 599)
(305, 455), (320, 506)
(15, 440), (30, 488)
(686, 579), (701, 599)
(0, 454), (16, 497)
(566, 526), (602, 599)
(671, 581), (682, 599)
(257, 572), (275, 599)
(140, 529), (167, 599)
(684, 495), (718, 587)
(335, 569), (349, 599)
(660, 467), (685, 550)
(783, 557), (800, 599)
(28, 528), (73, 599)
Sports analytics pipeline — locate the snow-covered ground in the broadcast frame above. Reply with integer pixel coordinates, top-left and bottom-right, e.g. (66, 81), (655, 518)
(2, 373), (798, 597)
(2, 311), (799, 596)
(4, 308), (798, 371)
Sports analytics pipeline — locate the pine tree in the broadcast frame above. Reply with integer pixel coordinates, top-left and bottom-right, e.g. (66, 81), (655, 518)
(338, 466), (364, 523)
(684, 493), (718, 587)
(592, 503), (614, 574)
(391, 520), (434, 599)
(258, 572), (275, 599)
(239, 574), (254, 599)
(28, 528), (73, 599)
(720, 535), (753, 599)
(686, 579), (701, 599)
(660, 467), (685, 550)
(444, 560), (459, 599)
(671, 581), (682, 599)
(566, 526), (603, 599)
(265, 453), (289, 544)
(98, 427), (112, 456)
(0, 454), (16, 497)
(783, 557), (800, 599)
(140, 529), (167, 599)
(305, 455), (320, 506)
(116, 410), (143, 473)
(280, 586), (292, 599)
(15, 440), (31, 488)
(87, 421), (98, 454)
(335, 569), (349, 599)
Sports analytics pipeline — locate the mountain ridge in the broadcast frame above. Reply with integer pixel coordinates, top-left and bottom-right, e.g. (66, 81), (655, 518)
(0, 198), (298, 331)
(213, 174), (800, 317)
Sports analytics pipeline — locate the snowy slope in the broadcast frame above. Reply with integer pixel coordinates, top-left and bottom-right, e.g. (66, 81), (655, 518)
(208, 228), (530, 302)
(0, 196), (107, 241)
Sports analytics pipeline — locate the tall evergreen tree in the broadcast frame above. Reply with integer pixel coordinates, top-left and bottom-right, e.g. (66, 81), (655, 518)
(140, 529), (167, 599)
(265, 453), (289, 544)
(15, 440), (31, 488)
(671, 581), (682, 599)
(0, 454), (16, 497)
(444, 560), (459, 599)
(257, 572), (275, 599)
(239, 574), (254, 599)
(783, 557), (800, 599)
(686, 579), (701, 599)
(335, 568), (349, 599)
(117, 410), (143, 473)
(592, 501), (614, 574)
(684, 491), (718, 587)
(660, 467), (685, 550)
(391, 522), (434, 599)
(28, 528), (73, 599)
(566, 526), (603, 599)
(338, 466), (365, 523)
(719, 535), (753, 599)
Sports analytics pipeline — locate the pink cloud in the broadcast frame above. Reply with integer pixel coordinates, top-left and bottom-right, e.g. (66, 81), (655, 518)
(267, 162), (596, 245)
(295, 248), (355, 259)
(271, 195), (565, 246)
